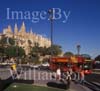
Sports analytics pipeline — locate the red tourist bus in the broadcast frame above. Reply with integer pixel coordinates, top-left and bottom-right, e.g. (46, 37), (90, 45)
(71, 56), (92, 74)
(49, 56), (92, 74)
(49, 57), (71, 72)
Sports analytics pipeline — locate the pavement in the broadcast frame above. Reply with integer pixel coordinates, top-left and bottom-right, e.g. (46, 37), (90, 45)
(0, 68), (11, 80)
(0, 67), (93, 91)
(68, 82), (91, 91)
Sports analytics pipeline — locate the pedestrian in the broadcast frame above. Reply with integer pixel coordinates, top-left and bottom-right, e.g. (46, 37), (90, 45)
(80, 69), (85, 84)
(56, 67), (61, 80)
(10, 63), (17, 79)
(66, 68), (72, 88)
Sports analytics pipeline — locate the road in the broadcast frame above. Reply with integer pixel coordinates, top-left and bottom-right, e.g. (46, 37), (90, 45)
(85, 73), (100, 83)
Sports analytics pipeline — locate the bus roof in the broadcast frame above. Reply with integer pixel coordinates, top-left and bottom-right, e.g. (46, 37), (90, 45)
(51, 57), (69, 62)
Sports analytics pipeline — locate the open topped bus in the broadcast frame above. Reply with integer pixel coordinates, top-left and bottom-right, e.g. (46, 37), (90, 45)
(49, 56), (92, 74)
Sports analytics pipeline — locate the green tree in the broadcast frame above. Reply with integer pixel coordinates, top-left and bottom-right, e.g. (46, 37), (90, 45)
(0, 37), (15, 57)
(8, 37), (15, 45)
(46, 45), (62, 56)
(4, 46), (25, 57)
(0, 37), (15, 46)
(31, 46), (40, 55)
(95, 55), (100, 61)
(30, 45), (46, 56)
(0, 46), (4, 56)
(0, 37), (7, 45)
(30, 46), (40, 62)
(17, 47), (25, 57)
(64, 52), (74, 57)
(81, 54), (91, 59)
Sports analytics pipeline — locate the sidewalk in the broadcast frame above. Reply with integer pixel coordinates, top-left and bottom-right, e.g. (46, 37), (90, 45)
(34, 81), (92, 91)
(67, 82), (92, 91)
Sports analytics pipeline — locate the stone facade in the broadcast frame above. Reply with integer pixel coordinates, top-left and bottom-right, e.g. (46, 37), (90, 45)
(3, 22), (51, 55)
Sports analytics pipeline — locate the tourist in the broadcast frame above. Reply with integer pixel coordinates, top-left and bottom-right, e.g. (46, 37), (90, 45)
(80, 69), (85, 84)
(56, 67), (61, 80)
(66, 68), (72, 88)
(10, 63), (17, 79)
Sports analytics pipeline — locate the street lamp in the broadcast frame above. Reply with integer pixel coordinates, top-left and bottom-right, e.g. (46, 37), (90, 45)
(77, 44), (81, 56)
(48, 9), (53, 46)
(48, 9), (54, 56)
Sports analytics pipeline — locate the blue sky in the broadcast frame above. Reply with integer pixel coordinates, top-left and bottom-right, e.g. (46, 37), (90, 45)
(0, 0), (100, 58)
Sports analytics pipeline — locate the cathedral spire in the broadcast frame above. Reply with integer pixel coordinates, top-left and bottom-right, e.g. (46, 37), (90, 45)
(30, 28), (33, 35)
(22, 22), (25, 27)
(19, 22), (26, 33)
(14, 23), (18, 34)
(8, 25), (13, 33)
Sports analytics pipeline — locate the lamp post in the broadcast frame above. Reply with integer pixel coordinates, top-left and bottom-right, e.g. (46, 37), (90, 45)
(48, 9), (54, 56)
(48, 9), (53, 46)
(77, 44), (81, 56)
